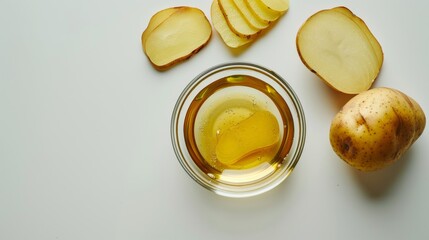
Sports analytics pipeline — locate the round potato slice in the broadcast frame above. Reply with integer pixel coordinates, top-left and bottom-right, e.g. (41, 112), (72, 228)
(144, 7), (212, 70)
(232, 0), (270, 30)
(245, 0), (282, 23)
(211, 0), (252, 48)
(219, 0), (261, 38)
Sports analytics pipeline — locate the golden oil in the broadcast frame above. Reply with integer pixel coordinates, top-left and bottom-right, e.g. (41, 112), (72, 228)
(184, 75), (294, 184)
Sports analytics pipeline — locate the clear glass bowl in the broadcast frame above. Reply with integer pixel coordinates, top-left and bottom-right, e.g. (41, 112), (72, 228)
(171, 62), (306, 198)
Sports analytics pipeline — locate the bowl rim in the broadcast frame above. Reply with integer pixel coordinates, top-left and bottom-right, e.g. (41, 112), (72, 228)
(171, 62), (306, 198)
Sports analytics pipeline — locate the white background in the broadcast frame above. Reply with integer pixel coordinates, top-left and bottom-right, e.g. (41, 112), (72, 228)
(1, 0), (429, 239)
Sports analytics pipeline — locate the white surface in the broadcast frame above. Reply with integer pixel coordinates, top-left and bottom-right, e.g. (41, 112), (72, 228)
(1, 0), (428, 239)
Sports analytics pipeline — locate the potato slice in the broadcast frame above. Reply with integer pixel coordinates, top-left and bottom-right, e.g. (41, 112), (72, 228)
(232, 0), (269, 30)
(211, 0), (288, 48)
(219, 0), (260, 38)
(260, 0), (289, 13)
(296, 7), (383, 94)
(144, 7), (212, 70)
(141, 7), (178, 49)
(245, 0), (282, 23)
(211, 0), (252, 48)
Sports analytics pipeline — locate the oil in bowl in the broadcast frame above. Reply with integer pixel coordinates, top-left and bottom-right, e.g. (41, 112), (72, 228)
(171, 63), (305, 198)
(185, 75), (294, 184)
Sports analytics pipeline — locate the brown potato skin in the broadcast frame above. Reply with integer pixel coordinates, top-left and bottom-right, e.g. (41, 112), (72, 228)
(150, 40), (211, 71)
(330, 87), (426, 171)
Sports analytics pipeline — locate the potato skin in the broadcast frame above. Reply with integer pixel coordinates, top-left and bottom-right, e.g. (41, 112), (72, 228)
(329, 87), (426, 171)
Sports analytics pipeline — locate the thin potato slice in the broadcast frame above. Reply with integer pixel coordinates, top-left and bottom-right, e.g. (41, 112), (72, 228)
(219, 0), (260, 38)
(233, 0), (269, 30)
(260, 0), (289, 13)
(296, 8), (383, 94)
(211, 0), (251, 48)
(141, 7), (178, 49)
(144, 7), (212, 70)
(245, 0), (282, 23)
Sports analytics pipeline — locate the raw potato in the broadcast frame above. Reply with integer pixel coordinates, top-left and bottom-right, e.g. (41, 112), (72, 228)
(143, 7), (212, 70)
(330, 88), (426, 171)
(232, 0), (269, 30)
(211, 0), (288, 48)
(211, 0), (252, 48)
(141, 7), (178, 48)
(296, 7), (383, 94)
(260, 0), (289, 12)
(332, 7), (383, 65)
(246, 0), (282, 23)
(219, 0), (260, 38)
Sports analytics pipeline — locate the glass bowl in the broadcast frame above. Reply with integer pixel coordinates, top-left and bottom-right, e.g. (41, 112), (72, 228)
(171, 62), (306, 198)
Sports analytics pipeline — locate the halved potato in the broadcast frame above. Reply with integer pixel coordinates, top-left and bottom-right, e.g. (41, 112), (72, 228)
(141, 7), (178, 49)
(245, 0), (282, 23)
(219, 0), (260, 38)
(232, 0), (269, 30)
(211, 0), (252, 48)
(143, 7), (212, 70)
(296, 7), (383, 94)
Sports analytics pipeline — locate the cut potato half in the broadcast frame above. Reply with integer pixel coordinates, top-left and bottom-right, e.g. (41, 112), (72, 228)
(260, 0), (289, 13)
(296, 7), (383, 94)
(246, 0), (282, 23)
(219, 0), (260, 38)
(332, 7), (383, 65)
(232, 0), (269, 29)
(141, 7), (178, 49)
(144, 7), (212, 70)
(211, 0), (251, 48)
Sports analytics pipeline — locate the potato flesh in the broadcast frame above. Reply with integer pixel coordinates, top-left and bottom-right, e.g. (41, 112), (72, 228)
(216, 111), (280, 165)
(260, 0), (289, 12)
(211, 0), (287, 48)
(330, 88), (426, 171)
(297, 8), (383, 94)
(233, 0), (269, 29)
(141, 7), (178, 48)
(245, 0), (282, 23)
(211, 0), (251, 48)
(144, 7), (211, 70)
(332, 7), (383, 65)
(219, 0), (260, 38)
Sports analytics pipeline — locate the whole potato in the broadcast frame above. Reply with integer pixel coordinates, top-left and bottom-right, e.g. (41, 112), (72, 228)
(330, 87), (426, 171)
